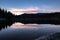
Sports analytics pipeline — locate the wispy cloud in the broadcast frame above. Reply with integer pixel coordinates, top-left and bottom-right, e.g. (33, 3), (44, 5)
(39, 5), (60, 13)
(8, 6), (60, 15)
(8, 7), (40, 15)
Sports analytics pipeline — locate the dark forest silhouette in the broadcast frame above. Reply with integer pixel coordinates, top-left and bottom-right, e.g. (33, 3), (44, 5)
(0, 8), (15, 30)
(16, 12), (60, 24)
(0, 8), (60, 30)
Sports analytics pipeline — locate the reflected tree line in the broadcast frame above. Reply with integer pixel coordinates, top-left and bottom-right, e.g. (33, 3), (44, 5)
(0, 8), (60, 30)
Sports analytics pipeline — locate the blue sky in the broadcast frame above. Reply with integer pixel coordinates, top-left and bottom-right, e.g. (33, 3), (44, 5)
(0, 0), (60, 14)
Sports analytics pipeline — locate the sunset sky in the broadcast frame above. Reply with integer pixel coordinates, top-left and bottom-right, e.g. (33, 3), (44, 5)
(0, 0), (60, 15)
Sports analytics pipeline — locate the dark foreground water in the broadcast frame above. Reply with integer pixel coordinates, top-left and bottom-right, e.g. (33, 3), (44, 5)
(0, 23), (60, 40)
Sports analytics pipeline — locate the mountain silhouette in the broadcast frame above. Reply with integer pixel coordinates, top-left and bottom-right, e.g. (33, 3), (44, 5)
(16, 12), (60, 24)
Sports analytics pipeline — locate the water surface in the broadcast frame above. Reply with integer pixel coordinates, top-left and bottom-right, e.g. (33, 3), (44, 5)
(0, 23), (60, 40)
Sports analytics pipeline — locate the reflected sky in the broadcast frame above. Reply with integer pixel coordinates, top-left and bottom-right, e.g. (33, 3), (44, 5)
(0, 23), (60, 40)
(0, 0), (60, 13)
(10, 23), (37, 28)
(10, 23), (60, 29)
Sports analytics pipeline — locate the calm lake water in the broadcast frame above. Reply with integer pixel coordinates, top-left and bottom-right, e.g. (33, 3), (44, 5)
(0, 23), (60, 40)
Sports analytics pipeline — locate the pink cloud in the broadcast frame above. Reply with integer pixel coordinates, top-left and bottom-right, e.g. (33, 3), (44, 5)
(8, 7), (40, 15)
(8, 7), (60, 15)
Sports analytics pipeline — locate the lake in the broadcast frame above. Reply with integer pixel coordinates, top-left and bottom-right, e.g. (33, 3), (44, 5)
(0, 22), (60, 40)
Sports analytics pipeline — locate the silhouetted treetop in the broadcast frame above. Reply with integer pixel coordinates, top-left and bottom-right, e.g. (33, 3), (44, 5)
(0, 8), (15, 19)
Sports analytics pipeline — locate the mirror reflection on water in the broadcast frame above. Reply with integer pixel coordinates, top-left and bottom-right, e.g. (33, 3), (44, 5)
(0, 22), (60, 40)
